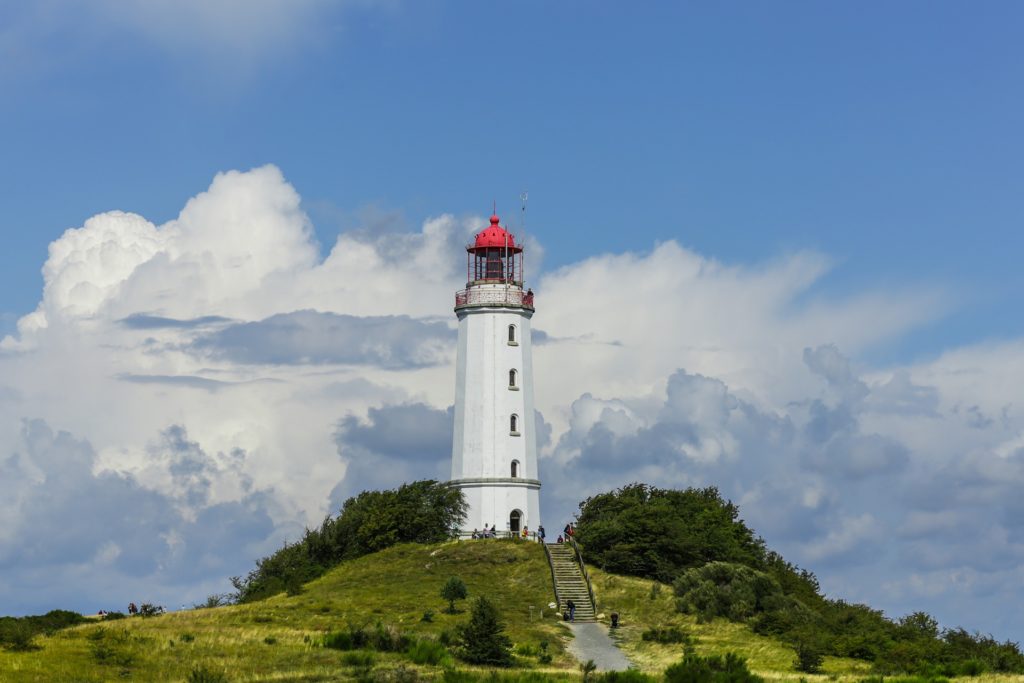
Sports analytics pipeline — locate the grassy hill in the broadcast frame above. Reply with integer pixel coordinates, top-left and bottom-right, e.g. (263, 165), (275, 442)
(0, 540), (572, 682)
(3, 538), (1019, 682)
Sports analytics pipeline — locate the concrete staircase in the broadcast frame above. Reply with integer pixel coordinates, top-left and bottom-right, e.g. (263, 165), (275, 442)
(546, 543), (596, 622)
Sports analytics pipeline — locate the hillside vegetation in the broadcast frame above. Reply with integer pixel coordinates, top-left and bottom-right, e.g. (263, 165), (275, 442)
(0, 540), (574, 682)
(575, 484), (1024, 677)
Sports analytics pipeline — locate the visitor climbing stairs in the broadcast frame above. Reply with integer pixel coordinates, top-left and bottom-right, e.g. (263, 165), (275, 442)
(545, 541), (597, 623)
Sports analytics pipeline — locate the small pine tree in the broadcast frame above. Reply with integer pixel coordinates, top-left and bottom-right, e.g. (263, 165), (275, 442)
(441, 576), (468, 614)
(457, 596), (513, 666)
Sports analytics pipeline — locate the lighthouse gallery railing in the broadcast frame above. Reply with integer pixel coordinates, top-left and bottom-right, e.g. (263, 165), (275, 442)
(455, 288), (534, 309)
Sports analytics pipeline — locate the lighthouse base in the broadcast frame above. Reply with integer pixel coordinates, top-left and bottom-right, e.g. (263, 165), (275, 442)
(449, 477), (541, 539)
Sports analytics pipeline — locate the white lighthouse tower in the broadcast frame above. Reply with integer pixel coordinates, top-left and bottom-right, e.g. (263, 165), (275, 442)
(450, 211), (541, 537)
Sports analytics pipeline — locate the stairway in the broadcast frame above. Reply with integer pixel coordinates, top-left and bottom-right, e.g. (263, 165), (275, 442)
(546, 543), (597, 622)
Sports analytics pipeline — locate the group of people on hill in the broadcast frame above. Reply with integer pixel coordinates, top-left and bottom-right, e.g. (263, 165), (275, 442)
(470, 525), (499, 539)
(467, 522), (575, 543)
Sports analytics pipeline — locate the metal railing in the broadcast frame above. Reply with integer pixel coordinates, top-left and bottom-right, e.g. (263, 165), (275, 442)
(567, 535), (597, 612)
(455, 288), (535, 310)
(542, 542), (562, 611)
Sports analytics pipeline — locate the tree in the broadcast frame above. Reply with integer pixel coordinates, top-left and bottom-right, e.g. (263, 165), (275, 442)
(441, 576), (468, 614)
(232, 480), (467, 603)
(457, 596), (513, 666)
(574, 484), (767, 583)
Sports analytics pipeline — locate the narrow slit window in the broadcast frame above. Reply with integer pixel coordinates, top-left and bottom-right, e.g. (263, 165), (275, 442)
(511, 460), (520, 478)
(510, 414), (519, 433)
(509, 369), (517, 388)
(508, 324), (517, 344)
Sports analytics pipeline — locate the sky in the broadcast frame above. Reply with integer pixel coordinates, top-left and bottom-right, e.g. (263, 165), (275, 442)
(1, 0), (1023, 642)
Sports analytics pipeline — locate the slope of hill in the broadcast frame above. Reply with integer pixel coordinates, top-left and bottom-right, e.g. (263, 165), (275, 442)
(3, 538), (990, 682)
(0, 540), (574, 682)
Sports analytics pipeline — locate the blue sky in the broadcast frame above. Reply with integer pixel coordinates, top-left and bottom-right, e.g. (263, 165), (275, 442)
(4, 2), (1022, 352)
(2, 1), (1024, 643)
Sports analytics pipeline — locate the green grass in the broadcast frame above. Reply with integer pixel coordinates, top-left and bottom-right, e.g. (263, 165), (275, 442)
(0, 539), (572, 682)
(5, 541), (1023, 682)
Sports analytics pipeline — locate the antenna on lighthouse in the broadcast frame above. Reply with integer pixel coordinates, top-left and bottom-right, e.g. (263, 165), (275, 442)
(520, 191), (528, 284)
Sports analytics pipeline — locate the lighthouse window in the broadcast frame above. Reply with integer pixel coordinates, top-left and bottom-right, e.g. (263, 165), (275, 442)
(511, 460), (520, 478)
(507, 324), (518, 345)
(508, 369), (518, 388)
(510, 414), (519, 435)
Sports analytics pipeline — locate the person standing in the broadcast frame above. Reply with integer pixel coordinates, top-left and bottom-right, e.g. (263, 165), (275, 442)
(567, 599), (576, 622)
(538, 525), (546, 543)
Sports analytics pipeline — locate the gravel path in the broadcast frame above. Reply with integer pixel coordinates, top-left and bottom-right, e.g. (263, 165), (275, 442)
(565, 622), (632, 671)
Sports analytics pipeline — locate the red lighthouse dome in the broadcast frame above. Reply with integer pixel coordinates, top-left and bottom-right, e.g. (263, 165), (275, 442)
(473, 214), (520, 251)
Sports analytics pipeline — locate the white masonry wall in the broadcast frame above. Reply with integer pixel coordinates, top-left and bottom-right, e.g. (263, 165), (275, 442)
(450, 290), (541, 536)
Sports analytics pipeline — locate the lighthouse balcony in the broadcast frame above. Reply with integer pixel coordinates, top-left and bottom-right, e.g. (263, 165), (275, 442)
(455, 287), (535, 310)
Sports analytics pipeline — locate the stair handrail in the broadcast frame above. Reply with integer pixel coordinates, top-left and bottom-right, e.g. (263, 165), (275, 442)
(542, 542), (562, 613)
(567, 535), (597, 613)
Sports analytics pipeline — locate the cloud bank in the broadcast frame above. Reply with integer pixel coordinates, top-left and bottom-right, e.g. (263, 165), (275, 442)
(2, 165), (1023, 643)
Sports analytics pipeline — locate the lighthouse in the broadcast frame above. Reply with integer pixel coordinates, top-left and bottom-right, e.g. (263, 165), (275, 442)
(449, 212), (541, 537)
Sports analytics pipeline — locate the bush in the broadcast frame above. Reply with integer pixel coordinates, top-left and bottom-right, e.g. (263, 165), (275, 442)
(421, 609), (434, 622)
(372, 622), (411, 652)
(341, 650), (376, 667)
(179, 633), (196, 643)
(407, 638), (450, 665)
(263, 636), (277, 645)
(794, 639), (825, 674)
(137, 603), (164, 617)
(640, 626), (690, 644)
(441, 576), (468, 614)
(323, 624), (368, 651)
(0, 623), (38, 652)
(674, 562), (785, 623)
(598, 671), (657, 682)
(101, 612), (127, 621)
(664, 653), (763, 683)
(457, 596), (513, 666)
(187, 666), (228, 683)
(0, 609), (88, 650)
(960, 658), (986, 676)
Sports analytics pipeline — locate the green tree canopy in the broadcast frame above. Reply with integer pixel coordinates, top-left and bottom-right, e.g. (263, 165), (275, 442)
(457, 596), (513, 667)
(441, 576), (468, 613)
(232, 480), (466, 603)
(574, 484), (767, 582)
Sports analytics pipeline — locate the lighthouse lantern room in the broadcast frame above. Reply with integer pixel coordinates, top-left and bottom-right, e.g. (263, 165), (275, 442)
(449, 212), (540, 537)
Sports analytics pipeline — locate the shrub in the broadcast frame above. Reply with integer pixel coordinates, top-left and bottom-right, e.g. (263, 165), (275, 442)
(960, 658), (986, 676)
(421, 609), (434, 622)
(101, 612), (126, 621)
(441, 576), (469, 614)
(187, 666), (228, 683)
(664, 652), (763, 683)
(322, 624), (368, 651)
(674, 562), (784, 623)
(341, 650), (376, 667)
(457, 596), (513, 666)
(263, 636), (277, 645)
(137, 603), (164, 617)
(372, 622), (411, 652)
(640, 626), (690, 644)
(538, 639), (553, 664)
(599, 671), (657, 682)
(179, 633), (196, 643)
(794, 639), (825, 674)
(196, 594), (231, 609)
(407, 638), (450, 665)
(0, 623), (38, 652)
